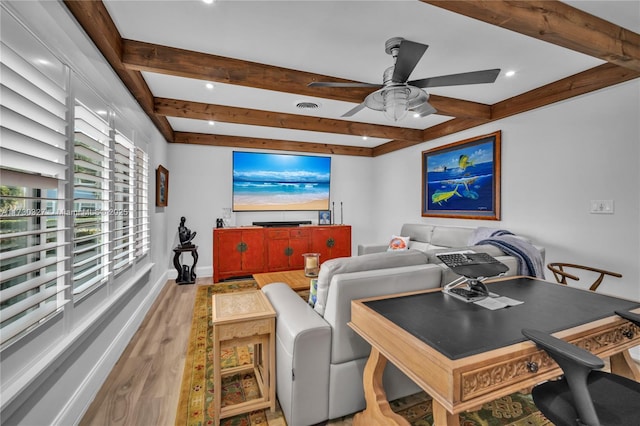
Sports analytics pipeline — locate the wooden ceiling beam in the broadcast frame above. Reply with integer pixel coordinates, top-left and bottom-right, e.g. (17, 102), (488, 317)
(492, 63), (640, 120)
(63, 1), (174, 142)
(373, 118), (489, 156)
(122, 39), (492, 119)
(423, 0), (640, 72)
(172, 132), (374, 157)
(155, 97), (424, 142)
(377, 62), (640, 156)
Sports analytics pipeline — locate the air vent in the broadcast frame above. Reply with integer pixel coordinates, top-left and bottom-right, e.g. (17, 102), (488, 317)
(295, 101), (320, 110)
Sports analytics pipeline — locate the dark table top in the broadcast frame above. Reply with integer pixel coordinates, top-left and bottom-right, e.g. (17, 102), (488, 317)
(364, 277), (640, 360)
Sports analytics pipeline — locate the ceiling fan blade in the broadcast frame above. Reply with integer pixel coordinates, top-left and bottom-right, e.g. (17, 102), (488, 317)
(308, 82), (380, 88)
(341, 103), (367, 118)
(409, 69), (501, 88)
(392, 40), (428, 83)
(411, 102), (437, 117)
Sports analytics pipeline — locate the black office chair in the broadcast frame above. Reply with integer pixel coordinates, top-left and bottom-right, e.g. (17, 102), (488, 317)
(522, 310), (640, 426)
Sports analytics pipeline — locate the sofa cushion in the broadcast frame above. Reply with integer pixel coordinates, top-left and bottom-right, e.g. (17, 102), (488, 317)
(400, 224), (434, 243)
(431, 226), (474, 247)
(408, 241), (447, 252)
(387, 235), (410, 251)
(313, 250), (429, 316)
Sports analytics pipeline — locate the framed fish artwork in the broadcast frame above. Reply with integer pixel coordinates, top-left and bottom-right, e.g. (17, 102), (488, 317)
(421, 131), (501, 220)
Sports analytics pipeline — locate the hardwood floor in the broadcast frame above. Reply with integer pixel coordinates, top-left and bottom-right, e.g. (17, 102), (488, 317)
(80, 278), (208, 426)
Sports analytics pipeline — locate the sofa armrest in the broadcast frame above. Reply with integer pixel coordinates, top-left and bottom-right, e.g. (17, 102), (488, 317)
(357, 243), (388, 255)
(261, 283), (331, 426)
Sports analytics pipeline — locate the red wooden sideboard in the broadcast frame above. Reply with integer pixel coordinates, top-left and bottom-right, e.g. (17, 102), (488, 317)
(213, 225), (351, 283)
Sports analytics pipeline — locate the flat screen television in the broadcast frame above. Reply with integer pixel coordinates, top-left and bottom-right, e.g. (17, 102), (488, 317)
(232, 151), (331, 211)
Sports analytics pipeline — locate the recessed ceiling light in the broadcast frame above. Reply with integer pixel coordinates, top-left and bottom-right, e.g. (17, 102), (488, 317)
(413, 113), (420, 118)
(208, 121), (215, 126)
(203, 0), (214, 4)
(96, 110), (107, 115)
(362, 136), (368, 141)
(505, 70), (516, 77)
(206, 83), (214, 89)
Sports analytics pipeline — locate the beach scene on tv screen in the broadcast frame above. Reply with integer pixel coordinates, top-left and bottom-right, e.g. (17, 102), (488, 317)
(233, 152), (331, 211)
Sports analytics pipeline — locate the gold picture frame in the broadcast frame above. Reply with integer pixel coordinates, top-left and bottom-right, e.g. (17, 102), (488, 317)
(422, 131), (501, 220)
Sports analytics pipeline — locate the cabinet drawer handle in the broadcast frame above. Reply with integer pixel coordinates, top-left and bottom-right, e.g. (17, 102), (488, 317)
(326, 238), (335, 248)
(237, 242), (248, 253)
(526, 361), (539, 373)
(284, 247), (293, 257)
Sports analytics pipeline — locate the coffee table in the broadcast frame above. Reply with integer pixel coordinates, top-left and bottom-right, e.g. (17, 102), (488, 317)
(253, 269), (312, 292)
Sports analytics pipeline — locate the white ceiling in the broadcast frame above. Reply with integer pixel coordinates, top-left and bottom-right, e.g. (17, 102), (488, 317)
(101, 0), (640, 149)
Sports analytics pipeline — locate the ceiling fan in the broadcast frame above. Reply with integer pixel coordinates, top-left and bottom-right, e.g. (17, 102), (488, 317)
(308, 37), (500, 122)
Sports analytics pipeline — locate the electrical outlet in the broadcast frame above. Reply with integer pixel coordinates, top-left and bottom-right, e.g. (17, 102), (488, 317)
(590, 200), (614, 214)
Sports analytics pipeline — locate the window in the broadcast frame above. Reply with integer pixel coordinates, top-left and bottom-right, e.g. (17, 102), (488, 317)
(0, 11), (150, 346)
(1, 19), (70, 345)
(135, 148), (149, 257)
(72, 100), (112, 294)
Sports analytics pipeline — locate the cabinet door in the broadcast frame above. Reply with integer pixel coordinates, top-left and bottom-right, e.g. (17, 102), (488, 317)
(215, 229), (244, 278)
(240, 229), (265, 273)
(310, 227), (335, 263)
(288, 228), (310, 269)
(311, 226), (351, 263)
(266, 229), (291, 271)
(330, 226), (352, 259)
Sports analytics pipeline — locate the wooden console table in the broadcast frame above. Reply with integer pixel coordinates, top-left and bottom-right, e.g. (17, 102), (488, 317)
(349, 276), (640, 426)
(211, 290), (276, 426)
(213, 225), (351, 282)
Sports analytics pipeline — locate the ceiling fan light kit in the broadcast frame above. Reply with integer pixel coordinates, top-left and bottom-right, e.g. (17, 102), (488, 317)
(309, 36), (500, 123)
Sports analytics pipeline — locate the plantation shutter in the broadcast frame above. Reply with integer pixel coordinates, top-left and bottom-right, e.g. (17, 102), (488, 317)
(134, 148), (149, 257)
(112, 132), (135, 273)
(0, 14), (70, 345)
(72, 100), (112, 294)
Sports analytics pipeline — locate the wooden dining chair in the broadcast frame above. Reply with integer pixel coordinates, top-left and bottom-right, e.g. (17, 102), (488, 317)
(546, 263), (622, 291)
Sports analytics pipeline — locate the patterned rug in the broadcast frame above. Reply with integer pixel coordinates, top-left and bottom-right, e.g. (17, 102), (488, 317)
(175, 280), (551, 426)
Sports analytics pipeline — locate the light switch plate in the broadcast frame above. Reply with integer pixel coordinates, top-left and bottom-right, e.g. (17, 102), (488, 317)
(590, 200), (614, 214)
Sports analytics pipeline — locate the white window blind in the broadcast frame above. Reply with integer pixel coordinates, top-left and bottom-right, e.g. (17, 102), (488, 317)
(135, 148), (149, 257)
(72, 101), (112, 295)
(1, 9), (152, 347)
(0, 16), (70, 345)
(112, 132), (135, 273)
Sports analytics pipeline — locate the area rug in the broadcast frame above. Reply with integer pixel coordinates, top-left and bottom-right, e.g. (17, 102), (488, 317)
(175, 280), (551, 426)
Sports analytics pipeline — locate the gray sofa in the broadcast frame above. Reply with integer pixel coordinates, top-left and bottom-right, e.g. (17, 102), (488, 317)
(262, 223), (544, 426)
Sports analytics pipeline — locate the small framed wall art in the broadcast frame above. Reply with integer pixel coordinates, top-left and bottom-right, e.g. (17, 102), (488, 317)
(156, 165), (169, 207)
(318, 210), (331, 224)
(422, 131), (501, 220)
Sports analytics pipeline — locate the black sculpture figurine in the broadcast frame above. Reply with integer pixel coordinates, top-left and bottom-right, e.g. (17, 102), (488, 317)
(178, 216), (197, 248)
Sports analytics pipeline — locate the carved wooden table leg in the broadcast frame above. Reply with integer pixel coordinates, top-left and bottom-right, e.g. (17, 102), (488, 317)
(610, 349), (640, 380)
(353, 347), (409, 426)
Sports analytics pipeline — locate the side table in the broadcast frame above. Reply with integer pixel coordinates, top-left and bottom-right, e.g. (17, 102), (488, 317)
(173, 245), (198, 284)
(211, 290), (276, 425)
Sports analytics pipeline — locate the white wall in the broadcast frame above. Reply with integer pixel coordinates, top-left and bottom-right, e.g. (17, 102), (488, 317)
(166, 146), (375, 277)
(164, 80), (640, 303)
(166, 81), (639, 303)
(371, 80), (640, 301)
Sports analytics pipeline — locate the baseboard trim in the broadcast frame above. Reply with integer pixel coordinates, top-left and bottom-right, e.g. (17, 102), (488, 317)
(53, 266), (168, 425)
